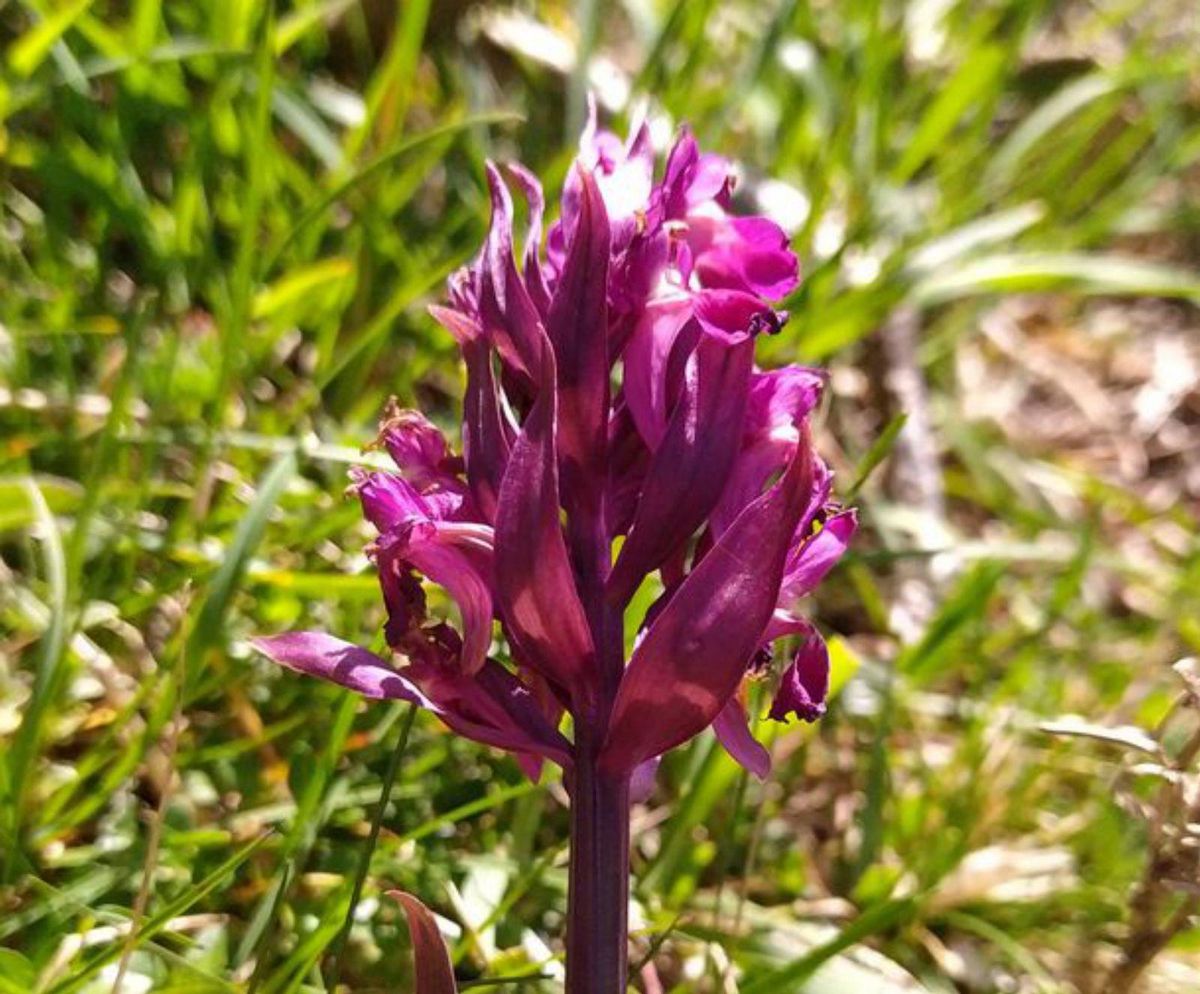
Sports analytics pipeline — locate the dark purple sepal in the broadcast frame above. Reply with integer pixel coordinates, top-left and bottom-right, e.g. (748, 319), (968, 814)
(391, 891), (458, 994)
(607, 333), (754, 605)
(506, 162), (552, 318)
(493, 356), (598, 706)
(547, 166), (612, 551)
(478, 163), (549, 384)
(598, 441), (814, 774)
(251, 632), (427, 701)
(431, 304), (514, 523)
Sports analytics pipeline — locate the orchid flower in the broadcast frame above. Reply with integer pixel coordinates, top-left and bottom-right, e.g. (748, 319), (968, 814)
(253, 102), (855, 993)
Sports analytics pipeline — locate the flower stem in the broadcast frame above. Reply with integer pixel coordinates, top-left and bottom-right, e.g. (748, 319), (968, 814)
(566, 727), (631, 994)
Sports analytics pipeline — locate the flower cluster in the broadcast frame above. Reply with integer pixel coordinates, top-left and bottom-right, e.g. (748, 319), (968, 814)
(255, 106), (855, 787)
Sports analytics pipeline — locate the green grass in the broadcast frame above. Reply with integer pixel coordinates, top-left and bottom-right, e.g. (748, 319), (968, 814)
(2, 0), (1199, 991)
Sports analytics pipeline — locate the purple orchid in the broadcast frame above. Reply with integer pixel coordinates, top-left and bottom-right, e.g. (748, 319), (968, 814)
(253, 103), (854, 993)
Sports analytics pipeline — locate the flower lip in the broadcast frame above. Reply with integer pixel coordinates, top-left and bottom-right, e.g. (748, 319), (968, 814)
(767, 631), (830, 724)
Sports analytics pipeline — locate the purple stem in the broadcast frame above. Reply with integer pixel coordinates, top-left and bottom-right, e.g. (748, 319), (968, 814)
(565, 493), (631, 993)
(566, 723), (631, 993)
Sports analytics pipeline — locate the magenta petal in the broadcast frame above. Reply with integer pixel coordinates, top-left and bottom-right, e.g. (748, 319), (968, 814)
(747, 366), (825, 428)
(403, 533), (494, 675)
(690, 215), (800, 300)
(783, 508), (858, 600)
(254, 632), (570, 767)
(657, 129), (700, 219)
(599, 442), (814, 774)
(709, 440), (793, 539)
(380, 409), (452, 483)
(769, 629), (830, 723)
(494, 358), (597, 702)
(710, 367), (826, 536)
(427, 302), (514, 517)
(353, 470), (428, 532)
(608, 334), (754, 604)
(467, 660), (574, 769)
(575, 99), (655, 230)
(692, 290), (781, 344)
(547, 166), (611, 536)
(605, 404), (651, 538)
(515, 753), (544, 782)
(252, 632), (428, 702)
(623, 295), (692, 449)
(713, 698), (771, 780)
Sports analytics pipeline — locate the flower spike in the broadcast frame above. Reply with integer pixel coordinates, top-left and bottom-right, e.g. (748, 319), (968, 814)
(251, 102), (854, 993)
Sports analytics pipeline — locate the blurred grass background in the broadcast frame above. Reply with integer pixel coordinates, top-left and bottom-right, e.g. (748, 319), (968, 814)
(2, 0), (1200, 991)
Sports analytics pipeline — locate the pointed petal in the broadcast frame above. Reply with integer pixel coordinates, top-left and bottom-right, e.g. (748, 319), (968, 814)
(608, 334), (754, 604)
(254, 631), (569, 765)
(746, 366), (825, 428)
(478, 163), (548, 383)
(605, 403), (650, 538)
(454, 333), (513, 522)
(390, 891), (458, 994)
(494, 358), (597, 702)
(252, 632), (428, 703)
(548, 166), (611, 532)
(420, 657), (574, 768)
(573, 99), (654, 231)
(710, 372), (826, 537)
(379, 407), (451, 477)
(782, 508), (858, 600)
(352, 469), (429, 532)
(402, 527), (495, 675)
(622, 295), (693, 450)
(768, 628), (830, 723)
(515, 753), (544, 782)
(377, 408), (471, 516)
(472, 661), (572, 767)
(506, 162), (551, 316)
(657, 128), (700, 219)
(713, 697), (771, 780)
(600, 442), (814, 774)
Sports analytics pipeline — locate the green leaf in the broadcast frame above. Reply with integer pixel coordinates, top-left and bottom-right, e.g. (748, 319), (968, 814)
(273, 0), (357, 55)
(48, 834), (271, 994)
(3, 478), (69, 872)
(0, 476), (82, 533)
(7, 0), (93, 78)
(189, 449), (297, 673)
(847, 414), (907, 498)
(984, 73), (1119, 190)
(0, 950), (36, 993)
(891, 45), (1007, 183)
(898, 561), (1006, 680)
(913, 252), (1200, 304)
(741, 898), (921, 993)
(251, 257), (354, 319)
